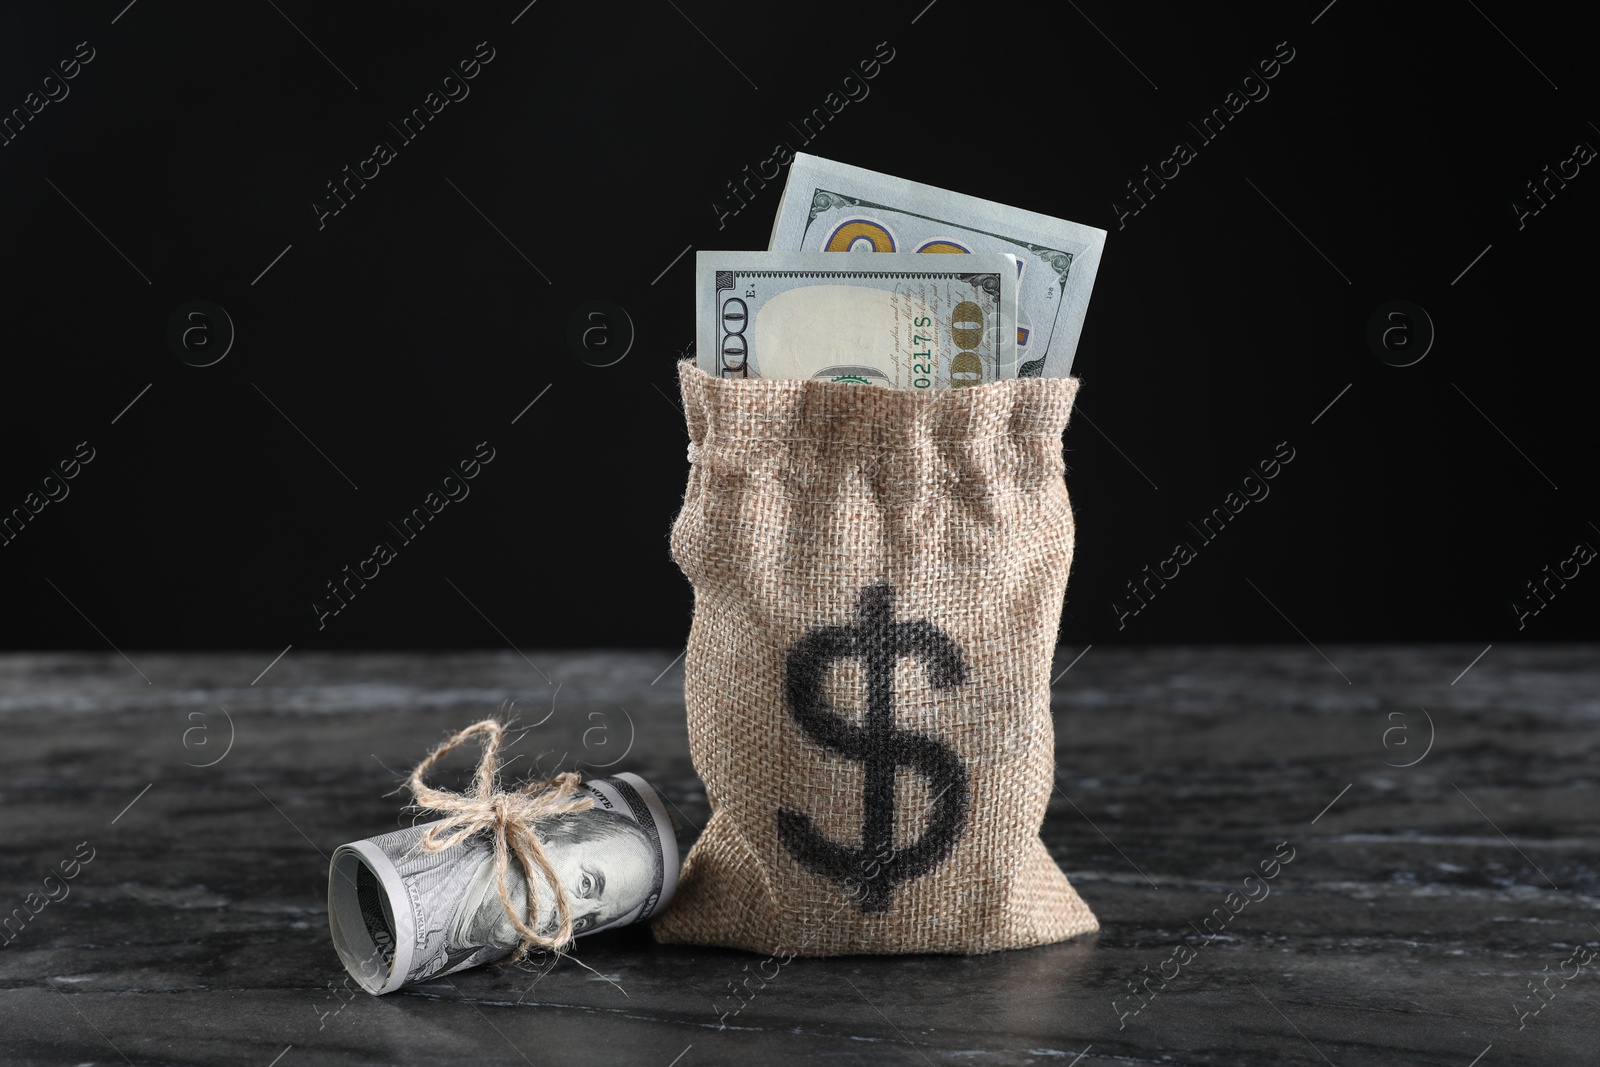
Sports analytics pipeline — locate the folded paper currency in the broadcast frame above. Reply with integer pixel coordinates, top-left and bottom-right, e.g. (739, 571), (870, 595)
(768, 153), (1106, 378)
(696, 250), (1019, 387)
(328, 771), (679, 994)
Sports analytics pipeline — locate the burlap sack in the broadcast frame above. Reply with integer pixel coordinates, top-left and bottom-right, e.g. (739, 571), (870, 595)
(652, 361), (1098, 955)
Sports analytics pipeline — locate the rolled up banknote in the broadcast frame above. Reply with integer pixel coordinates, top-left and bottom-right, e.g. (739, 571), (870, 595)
(328, 772), (679, 994)
(768, 152), (1106, 378)
(696, 250), (1019, 388)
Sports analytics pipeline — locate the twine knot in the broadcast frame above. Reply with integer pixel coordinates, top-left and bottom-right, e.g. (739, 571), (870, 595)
(405, 719), (594, 961)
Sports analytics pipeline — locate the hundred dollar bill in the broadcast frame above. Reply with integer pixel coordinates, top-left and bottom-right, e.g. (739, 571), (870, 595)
(696, 250), (1019, 388)
(328, 772), (679, 995)
(768, 153), (1106, 378)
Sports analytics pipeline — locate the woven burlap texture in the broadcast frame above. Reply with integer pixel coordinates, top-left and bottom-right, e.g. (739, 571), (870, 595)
(651, 361), (1098, 955)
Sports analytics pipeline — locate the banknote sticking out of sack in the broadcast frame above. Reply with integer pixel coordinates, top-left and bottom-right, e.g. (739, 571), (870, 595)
(651, 361), (1098, 956)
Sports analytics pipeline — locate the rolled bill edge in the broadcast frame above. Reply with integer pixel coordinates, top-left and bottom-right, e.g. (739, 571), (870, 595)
(329, 772), (680, 995)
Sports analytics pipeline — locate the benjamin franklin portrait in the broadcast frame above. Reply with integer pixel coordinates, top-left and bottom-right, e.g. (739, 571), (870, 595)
(445, 808), (660, 957)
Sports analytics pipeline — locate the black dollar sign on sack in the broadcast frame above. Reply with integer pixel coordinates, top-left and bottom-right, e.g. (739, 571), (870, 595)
(776, 583), (970, 913)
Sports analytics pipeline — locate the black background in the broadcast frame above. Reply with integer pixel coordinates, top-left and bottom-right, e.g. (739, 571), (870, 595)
(1, 0), (1594, 652)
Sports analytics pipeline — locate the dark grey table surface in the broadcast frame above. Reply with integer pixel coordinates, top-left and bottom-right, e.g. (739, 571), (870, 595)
(1, 645), (1596, 1066)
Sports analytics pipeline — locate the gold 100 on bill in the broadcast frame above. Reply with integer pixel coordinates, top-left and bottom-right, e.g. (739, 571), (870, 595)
(696, 251), (1019, 388)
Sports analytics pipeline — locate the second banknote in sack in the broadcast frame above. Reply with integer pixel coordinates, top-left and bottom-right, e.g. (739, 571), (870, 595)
(695, 251), (1019, 389)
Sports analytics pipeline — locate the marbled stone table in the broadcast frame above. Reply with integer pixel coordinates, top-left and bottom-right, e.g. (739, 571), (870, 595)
(1, 646), (1595, 1066)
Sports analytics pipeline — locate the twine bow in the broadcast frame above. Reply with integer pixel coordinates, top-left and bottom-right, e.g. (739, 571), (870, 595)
(406, 719), (594, 962)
